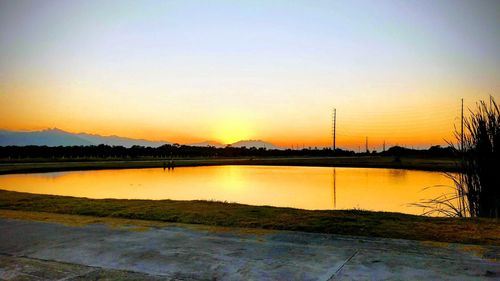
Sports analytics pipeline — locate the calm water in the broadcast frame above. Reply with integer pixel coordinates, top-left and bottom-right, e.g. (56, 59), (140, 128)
(0, 166), (456, 215)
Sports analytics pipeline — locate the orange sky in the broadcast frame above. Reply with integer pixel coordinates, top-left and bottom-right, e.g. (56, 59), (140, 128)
(1, 81), (490, 150)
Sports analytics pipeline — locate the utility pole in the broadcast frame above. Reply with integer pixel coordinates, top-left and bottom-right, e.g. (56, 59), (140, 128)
(365, 137), (368, 153)
(332, 108), (336, 152)
(383, 140), (386, 152)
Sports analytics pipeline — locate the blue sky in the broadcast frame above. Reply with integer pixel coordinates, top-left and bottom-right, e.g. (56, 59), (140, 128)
(0, 0), (498, 148)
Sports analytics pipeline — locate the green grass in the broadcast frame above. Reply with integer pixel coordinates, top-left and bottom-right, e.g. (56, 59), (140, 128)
(1, 189), (498, 245)
(0, 156), (459, 174)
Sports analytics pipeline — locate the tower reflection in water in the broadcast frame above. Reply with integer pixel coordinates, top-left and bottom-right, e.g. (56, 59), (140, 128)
(332, 168), (336, 209)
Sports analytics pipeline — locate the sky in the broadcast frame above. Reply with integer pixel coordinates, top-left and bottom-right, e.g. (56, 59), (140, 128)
(0, 0), (499, 150)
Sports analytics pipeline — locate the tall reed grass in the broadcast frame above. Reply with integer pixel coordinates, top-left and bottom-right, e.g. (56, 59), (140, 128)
(416, 96), (499, 217)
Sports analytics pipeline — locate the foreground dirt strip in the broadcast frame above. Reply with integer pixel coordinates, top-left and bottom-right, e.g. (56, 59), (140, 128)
(0, 213), (499, 280)
(2, 190), (500, 246)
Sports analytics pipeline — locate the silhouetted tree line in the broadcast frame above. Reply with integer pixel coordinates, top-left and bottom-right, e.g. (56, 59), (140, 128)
(0, 143), (456, 160)
(380, 145), (455, 158)
(0, 144), (353, 159)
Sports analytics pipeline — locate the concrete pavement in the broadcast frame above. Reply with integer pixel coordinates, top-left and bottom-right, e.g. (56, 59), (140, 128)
(0, 218), (499, 280)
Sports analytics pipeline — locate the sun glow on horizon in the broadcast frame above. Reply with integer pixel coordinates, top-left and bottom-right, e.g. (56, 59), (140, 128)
(212, 118), (254, 144)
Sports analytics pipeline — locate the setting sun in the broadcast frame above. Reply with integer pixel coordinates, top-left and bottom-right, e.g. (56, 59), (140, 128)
(212, 119), (253, 144)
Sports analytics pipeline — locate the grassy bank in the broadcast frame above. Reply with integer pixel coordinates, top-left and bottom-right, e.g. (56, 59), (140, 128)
(1, 190), (498, 245)
(0, 156), (459, 174)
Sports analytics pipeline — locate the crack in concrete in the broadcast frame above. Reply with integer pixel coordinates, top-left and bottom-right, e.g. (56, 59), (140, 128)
(327, 250), (358, 281)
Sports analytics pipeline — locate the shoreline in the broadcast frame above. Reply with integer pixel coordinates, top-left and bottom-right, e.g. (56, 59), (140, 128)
(0, 156), (459, 175)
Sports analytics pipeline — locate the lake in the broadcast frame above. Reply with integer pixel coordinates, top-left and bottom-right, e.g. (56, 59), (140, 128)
(0, 165), (456, 215)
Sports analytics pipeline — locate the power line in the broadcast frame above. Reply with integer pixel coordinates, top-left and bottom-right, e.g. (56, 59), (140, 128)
(324, 102), (461, 149)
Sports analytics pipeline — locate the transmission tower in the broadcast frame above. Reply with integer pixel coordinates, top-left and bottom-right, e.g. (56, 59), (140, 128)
(332, 108), (336, 151)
